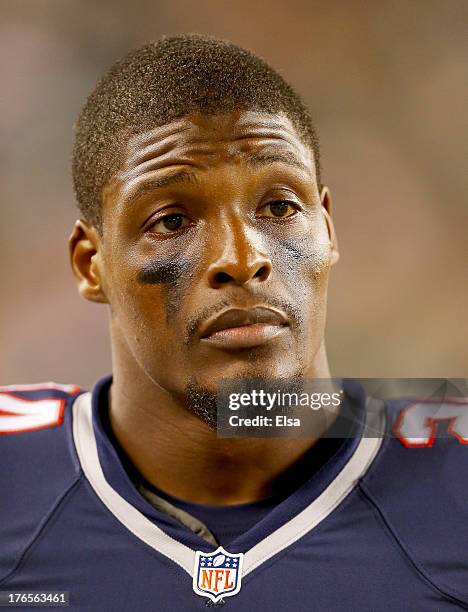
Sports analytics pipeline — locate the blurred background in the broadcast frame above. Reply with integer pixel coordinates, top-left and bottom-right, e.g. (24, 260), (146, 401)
(1, 0), (466, 388)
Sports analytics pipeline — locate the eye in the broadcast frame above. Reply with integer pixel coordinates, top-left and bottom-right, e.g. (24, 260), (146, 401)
(149, 213), (190, 234)
(260, 200), (298, 219)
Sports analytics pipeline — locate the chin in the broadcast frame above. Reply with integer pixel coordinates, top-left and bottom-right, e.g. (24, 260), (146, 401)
(195, 359), (306, 390)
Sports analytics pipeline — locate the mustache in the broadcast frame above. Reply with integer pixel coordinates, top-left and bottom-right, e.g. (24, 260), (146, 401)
(184, 294), (304, 345)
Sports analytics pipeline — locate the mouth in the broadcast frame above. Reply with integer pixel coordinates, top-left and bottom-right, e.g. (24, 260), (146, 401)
(199, 306), (290, 350)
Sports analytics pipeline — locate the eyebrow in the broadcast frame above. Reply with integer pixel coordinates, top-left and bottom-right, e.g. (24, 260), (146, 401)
(122, 151), (311, 206)
(244, 151), (311, 173)
(122, 170), (200, 206)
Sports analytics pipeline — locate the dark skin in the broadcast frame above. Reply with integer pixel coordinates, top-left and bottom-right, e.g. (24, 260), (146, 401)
(69, 110), (340, 504)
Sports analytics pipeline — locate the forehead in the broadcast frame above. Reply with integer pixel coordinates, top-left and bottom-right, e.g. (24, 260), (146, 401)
(115, 110), (315, 183)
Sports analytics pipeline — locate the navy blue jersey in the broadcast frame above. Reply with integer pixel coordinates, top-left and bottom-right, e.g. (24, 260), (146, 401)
(1, 377), (468, 611)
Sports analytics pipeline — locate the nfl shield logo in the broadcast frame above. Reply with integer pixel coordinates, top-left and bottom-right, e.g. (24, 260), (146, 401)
(193, 546), (244, 602)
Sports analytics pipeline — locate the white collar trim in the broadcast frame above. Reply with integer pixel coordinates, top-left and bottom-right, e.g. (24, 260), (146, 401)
(72, 392), (385, 577)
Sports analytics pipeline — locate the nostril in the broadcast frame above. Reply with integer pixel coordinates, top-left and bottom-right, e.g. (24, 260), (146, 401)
(254, 265), (269, 280)
(214, 272), (233, 285)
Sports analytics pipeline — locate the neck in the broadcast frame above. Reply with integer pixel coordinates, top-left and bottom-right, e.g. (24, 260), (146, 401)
(108, 340), (336, 505)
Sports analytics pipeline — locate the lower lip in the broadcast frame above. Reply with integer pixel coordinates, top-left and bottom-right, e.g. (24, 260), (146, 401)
(200, 323), (288, 350)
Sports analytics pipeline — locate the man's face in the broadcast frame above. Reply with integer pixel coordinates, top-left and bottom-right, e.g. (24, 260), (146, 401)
(94, 110), (337, 406)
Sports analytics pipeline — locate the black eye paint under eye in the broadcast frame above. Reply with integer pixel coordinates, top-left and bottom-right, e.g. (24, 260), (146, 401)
(279, 238), (304, 261)
(137, 256), (195, 323)
(137, 257), (191, 285)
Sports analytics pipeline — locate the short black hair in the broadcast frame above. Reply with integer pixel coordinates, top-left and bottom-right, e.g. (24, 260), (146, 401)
(72, 34), (321, 231)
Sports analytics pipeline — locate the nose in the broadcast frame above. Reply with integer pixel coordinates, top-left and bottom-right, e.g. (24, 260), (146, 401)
(207, 222), (272, 289)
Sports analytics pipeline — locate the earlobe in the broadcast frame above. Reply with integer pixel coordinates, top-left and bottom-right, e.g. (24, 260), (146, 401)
(320, 186), (340, 266)
(68, 220), (108, 303)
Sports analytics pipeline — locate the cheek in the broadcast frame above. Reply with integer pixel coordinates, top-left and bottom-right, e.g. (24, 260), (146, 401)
(107, 252), (195, 332)
(105, 231), (202, 353)
(270, 230), (331, 286)
(267, 229), (331, 341)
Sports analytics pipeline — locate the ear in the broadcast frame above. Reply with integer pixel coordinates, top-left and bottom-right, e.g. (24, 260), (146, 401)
(68, 220), (108, 303)
(320, 186), (339, 266)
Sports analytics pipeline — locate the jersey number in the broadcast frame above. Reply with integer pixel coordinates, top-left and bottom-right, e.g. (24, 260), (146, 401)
(394, 400), (468, 447)
(0, 394), (66, 434)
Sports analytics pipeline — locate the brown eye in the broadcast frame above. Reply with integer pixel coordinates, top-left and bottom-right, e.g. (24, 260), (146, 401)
(262, 201), (297, 218)
(151, 214), (189, 234)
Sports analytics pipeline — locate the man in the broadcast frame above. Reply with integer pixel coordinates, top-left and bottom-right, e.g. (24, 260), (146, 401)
(1, 35), (467, 610)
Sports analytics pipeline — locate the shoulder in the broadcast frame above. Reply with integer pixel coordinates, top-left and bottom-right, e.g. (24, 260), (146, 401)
(0, 382), (84, 583)
(364, 393), (468, 500)
(0, 380), (84, 481)
(364, 394), (468, 501)
(361, 395), (468, 603)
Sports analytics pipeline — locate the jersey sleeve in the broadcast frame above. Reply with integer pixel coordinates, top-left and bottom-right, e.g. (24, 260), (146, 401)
(360, 397), (468, 606)
(0, 383), (83, 583)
